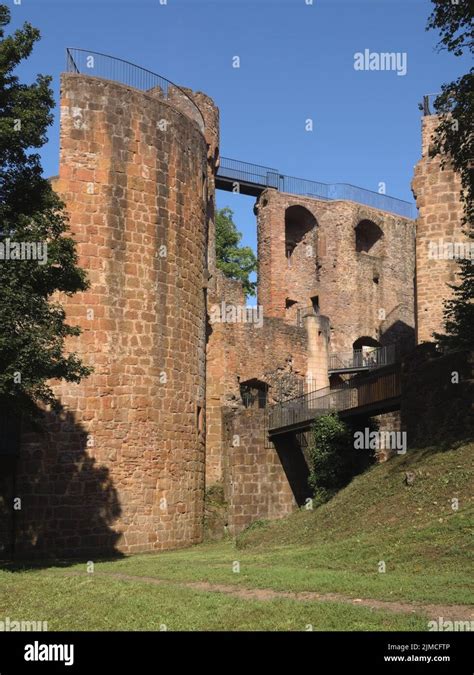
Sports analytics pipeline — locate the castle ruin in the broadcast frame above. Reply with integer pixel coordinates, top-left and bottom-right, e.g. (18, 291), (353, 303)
(0, 54), (470, 558)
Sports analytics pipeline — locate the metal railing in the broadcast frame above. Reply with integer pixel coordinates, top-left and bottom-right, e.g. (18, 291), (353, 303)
(328, 345), (397, 373)
(63, 49), (416, 218)
(266, 365), (401, 433)
(267, 386), (358, 432)
(217, 157), (417, 219)
(217, 157), (280, 189)
(421, 93), (441, 117)
(65, 48), (205, 133)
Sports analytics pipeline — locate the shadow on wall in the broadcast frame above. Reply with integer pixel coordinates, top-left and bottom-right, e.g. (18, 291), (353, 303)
(401, 345), (474, 450)
(272, 432), (312, 506)
(0, 407), (123, 567)
(380, 320), (416, 355)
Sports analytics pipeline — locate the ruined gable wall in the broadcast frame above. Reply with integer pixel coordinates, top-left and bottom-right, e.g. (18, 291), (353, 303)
(257, 190), (416, 354)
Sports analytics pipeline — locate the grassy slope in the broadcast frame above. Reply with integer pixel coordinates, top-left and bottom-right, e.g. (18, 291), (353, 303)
(238, 441), (473, 553)
(81, 441), (472, 605)
(0, 442), (472, 630)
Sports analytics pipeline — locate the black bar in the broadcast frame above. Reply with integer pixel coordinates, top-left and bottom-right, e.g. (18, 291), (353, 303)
(0, 631), (470, 672)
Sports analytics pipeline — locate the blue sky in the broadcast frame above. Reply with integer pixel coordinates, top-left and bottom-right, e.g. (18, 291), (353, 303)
(8, 0), (469, 253)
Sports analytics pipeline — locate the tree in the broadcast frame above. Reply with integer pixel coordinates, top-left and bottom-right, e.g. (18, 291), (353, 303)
(427, 1), (474, 349)
(0, 5), (91, 418)
(427, 0), (473, 56)
(435, 257), (474, 349)
(215, 207), (257, 296)
(307, 413), (374, 506)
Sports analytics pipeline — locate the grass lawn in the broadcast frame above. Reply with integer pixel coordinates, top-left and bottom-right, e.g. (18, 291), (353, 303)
(0, 572), (427, 631)
(0, 442), (472, 631)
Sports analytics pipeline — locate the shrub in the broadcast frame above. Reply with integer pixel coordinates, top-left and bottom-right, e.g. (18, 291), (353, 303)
(308, 413), (375, 505)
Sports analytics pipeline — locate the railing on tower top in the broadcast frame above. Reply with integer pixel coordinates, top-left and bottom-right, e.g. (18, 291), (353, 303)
(421, 93), (441, 116)
(65, 48), (205, 133)
(64, 49), (417, 219)
(217, 157), (417, 219)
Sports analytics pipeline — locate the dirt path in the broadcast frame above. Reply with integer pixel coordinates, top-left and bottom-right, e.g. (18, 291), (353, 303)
(65, 570), (474, 622)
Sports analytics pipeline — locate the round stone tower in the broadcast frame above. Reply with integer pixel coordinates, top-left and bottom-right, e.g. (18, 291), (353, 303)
(13, 66), (219, 557)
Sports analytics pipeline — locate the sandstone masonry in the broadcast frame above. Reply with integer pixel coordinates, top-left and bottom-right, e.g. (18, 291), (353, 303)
(412, 115), (468, 344)
(0, 65), (468, 556)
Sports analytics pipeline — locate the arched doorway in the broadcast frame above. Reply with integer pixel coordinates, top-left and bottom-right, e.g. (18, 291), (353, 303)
(352, 336), (381, 368)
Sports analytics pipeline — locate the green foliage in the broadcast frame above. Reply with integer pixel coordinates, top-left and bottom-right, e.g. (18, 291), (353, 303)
(204, 482), (226, 506)
(308, 413), (374, 505)
(431, 75), (474, 350)
(427, 2), (474, 350)
(434, 250), (474, 350)
(215, 207), (257, 296)
(242, 519), (269, 534)
(430, 72), (473, 228)
(0, 5), (91, 417)
(3, 441), (471, 627)
(427, 0), (473, 57)
(0, 565), (429, 631)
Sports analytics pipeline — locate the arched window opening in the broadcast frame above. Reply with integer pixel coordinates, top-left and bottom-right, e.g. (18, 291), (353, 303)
(355, 220), (383, 254)
(285, 205), (317, 264)
(240, 379), (268, 409)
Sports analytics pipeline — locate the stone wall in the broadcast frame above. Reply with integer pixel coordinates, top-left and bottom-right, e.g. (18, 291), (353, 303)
(222, 408), (298, 535)
(412, 115), (467, 344)
(205, 271), (312, 487)
(182, 88), (220, 278)
(2, 67), (449, 559)
(256, 190), (416, 354)
(205, 272), (246, 487)
(401, 346), (474, 448)
(371, 411), (402, 462)
(206, 187), (416, 495)
(7, 73), (215, 557)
